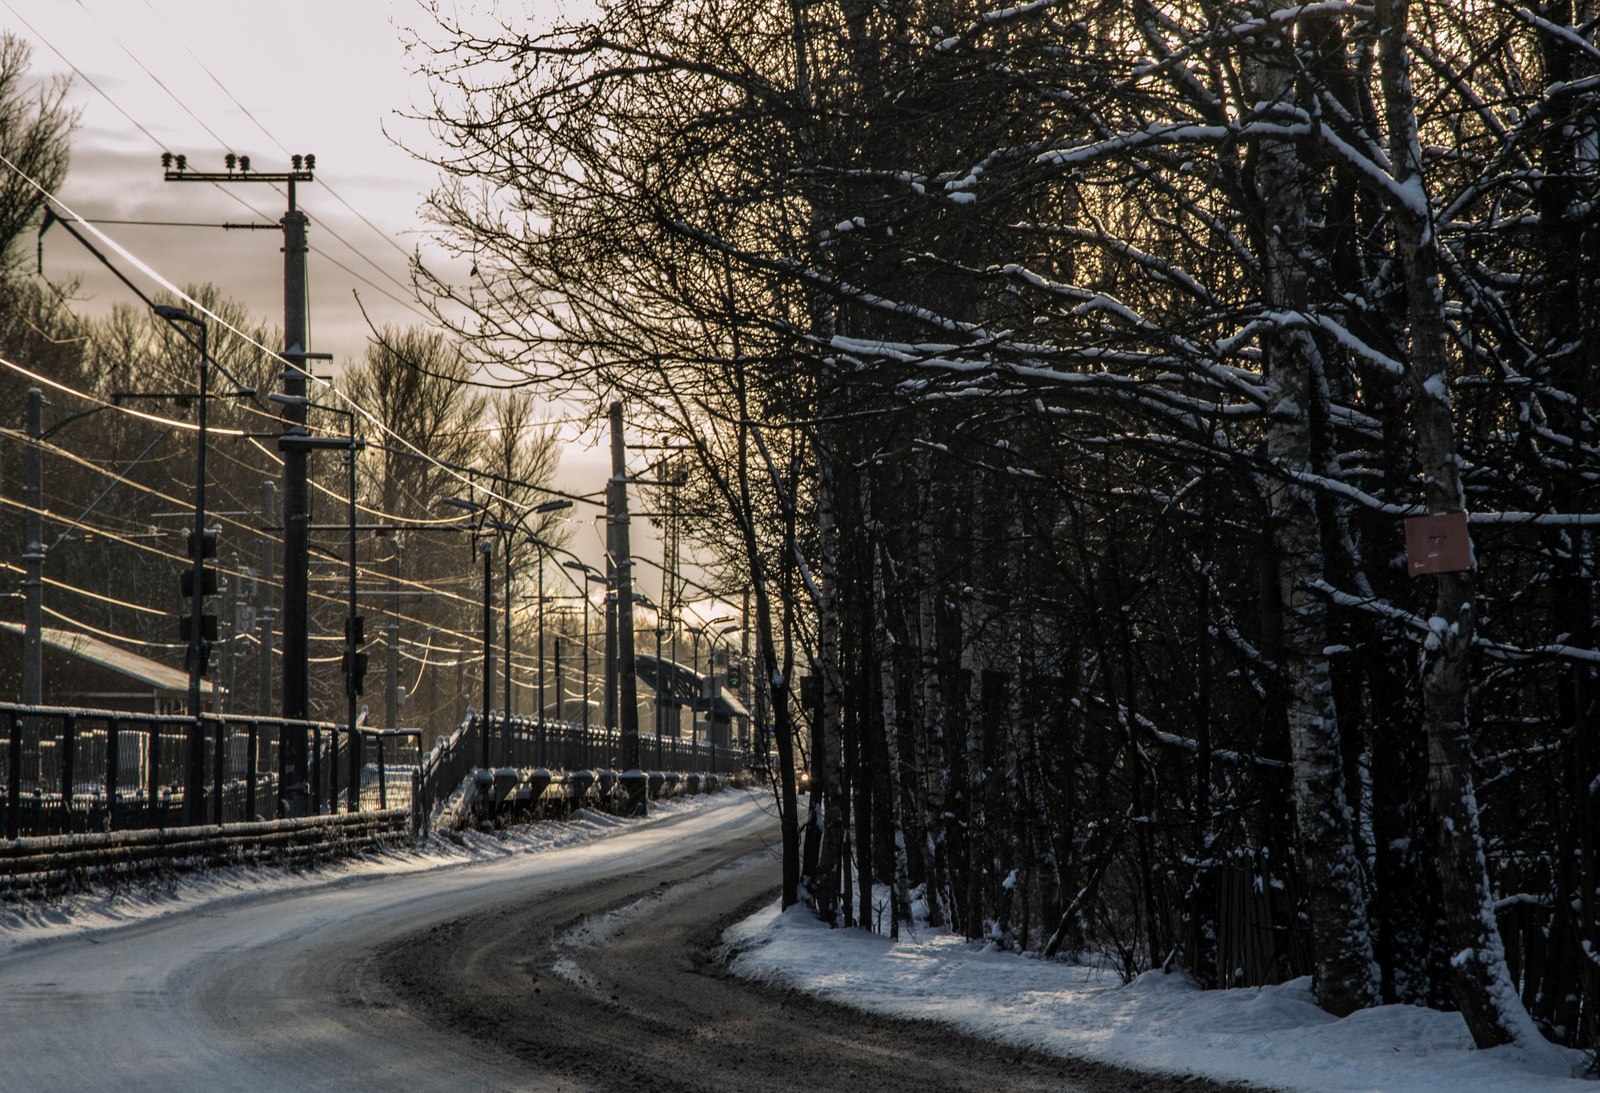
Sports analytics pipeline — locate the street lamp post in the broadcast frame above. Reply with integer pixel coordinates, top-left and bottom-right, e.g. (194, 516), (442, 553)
(155, 306), (210, 824)
(688, 624), (704, 753)
(481, 537), (493, 769)
(655, 622), (664, 768)
(440, 496), (495, 770)
(709, 623), (740, 770)
(563, 561), (600, 746)
(487, 499), (573, 767)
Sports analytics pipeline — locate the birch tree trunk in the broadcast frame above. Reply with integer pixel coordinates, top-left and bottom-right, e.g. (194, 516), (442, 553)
(1375, 0), (1536, 1048)
(1255, 10), (1379, 1016)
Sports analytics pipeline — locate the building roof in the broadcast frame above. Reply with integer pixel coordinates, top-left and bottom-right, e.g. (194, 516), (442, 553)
(634, 653), (750, 720)
(0, 622), (191, 693)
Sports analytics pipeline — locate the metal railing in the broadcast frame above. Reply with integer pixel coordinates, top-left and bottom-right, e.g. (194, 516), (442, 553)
(0, 703), (423, 840)
(4, 703), (749, 842)
(414, 711), (749, 826)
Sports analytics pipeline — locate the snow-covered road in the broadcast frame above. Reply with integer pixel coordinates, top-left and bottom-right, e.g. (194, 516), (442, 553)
(0, 794), (781, 1092)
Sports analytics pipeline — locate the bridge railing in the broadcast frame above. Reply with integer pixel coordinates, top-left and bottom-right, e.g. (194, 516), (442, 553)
(4, 702), (749, 842)
(414, 711), (749, 826)
(490, 711), (749, 775)
(0, 703), (427, 840)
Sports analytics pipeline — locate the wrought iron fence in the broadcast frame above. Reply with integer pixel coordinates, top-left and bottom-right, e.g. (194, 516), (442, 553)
(414, 711), (748, 825)
(4, 703), (748, 841)
(0, 704), (423, 840)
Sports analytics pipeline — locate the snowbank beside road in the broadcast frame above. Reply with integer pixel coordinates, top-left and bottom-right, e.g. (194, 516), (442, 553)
(726, 902), (1590, 1092)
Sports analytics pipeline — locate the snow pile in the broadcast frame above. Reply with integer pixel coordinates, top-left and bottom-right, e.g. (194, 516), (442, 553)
(726, 902), (1592, 1092)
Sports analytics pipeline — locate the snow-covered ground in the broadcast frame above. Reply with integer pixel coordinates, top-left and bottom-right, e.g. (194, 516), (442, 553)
(5, 794), (1590, 1092)
(725, 900), (1592, 1092)
(0, 792), (752, 957)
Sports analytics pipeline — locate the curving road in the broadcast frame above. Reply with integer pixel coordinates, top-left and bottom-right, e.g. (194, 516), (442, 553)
(0, 793), (1246, 1092)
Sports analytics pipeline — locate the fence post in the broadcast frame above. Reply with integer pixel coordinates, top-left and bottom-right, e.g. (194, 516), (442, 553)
(60, 712), (76, 832)
(212, 716), (225, 824)
(106, 716), (121, 832)
(413, 768), (425, 836)
(311, 726), (322, 814)
(350, 728), (362, 814)
(6, 709), (20, 840)
(328, 726), (340, 815)
(147, 723), (161, 830)
(246, 720), (259, 822)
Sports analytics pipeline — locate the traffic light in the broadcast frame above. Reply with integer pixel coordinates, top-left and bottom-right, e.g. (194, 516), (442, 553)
(188, 528), (217, 559)
(344, 615), (368, 695)
(178, 614), (219, 643)
(179, 528), (219, 675)
(180, 569), (218, 597)
(726, 661), (743, 690)
(342, 651), (370, 695)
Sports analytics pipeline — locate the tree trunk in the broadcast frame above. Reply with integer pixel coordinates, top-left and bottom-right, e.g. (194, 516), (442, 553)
(1254, 18), (1380, 1014)
(873, 541), (915, 935)
(1376, 0), (1536, 1048)
(809, 454), (850, 922)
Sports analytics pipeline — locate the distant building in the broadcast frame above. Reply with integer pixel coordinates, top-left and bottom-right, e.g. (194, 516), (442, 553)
(0, 623), (223, 713)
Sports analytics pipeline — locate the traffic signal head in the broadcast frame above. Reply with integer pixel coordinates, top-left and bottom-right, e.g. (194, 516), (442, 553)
(342, 651), (370, 695)
(180, 569), (218, 597)
(179, 615), (219, 643)
(187, 528), (218, 559)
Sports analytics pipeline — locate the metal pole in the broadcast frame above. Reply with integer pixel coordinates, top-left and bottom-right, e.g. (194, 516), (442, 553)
(161, 160), (314, 814)
(537, 549), (546, 727)
(691, 629), (701, 754)
(257, 483), (276, 717)
(345, 441), (359, 812)
(581, 595), (590, 736)
(605, 587), (617, 736)
(280, 193), (312, 814)
(654, 624), (663, 769)
(503, 528), (513, 766)
(224, 553), (240, 715)
(186, 324), (209, 825)
(386, 543), (399, 732)
(22, 389), (42, 706)
(609, 403), (641, 793)
(481, 537), (493, 771)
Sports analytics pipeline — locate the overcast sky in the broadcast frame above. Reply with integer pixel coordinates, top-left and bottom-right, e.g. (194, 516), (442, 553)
(1, 1), (698, 586)
(7, 0), (485, 366)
